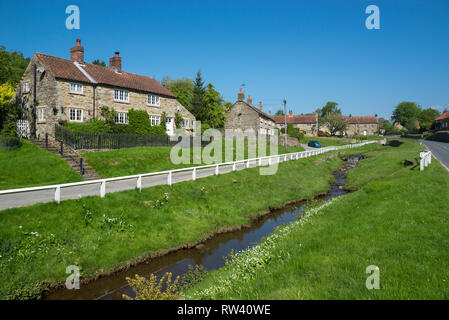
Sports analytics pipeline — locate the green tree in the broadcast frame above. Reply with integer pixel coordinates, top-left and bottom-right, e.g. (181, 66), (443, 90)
(190, 70), (206, 122)
(92, 59), (106, 67)
(378, 117), (394, 133)
(164, 77), (194, 111)
(392, 102), (422, 128)
(0, 83), (15, 105)
(321, 113), (348, 136)
(174, 111), (183, 128)
(0, 46), (30, 86)
(418, 108), (440, 130)
(203, 83), (227, 128)
(317, 102), (341, 122)
(275, 109), (285, 116)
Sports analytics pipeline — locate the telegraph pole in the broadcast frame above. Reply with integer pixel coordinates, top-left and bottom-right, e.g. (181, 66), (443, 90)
(283, 99), (287, 147)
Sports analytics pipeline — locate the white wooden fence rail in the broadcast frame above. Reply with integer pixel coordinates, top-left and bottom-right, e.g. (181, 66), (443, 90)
(0, 141), (375, 205)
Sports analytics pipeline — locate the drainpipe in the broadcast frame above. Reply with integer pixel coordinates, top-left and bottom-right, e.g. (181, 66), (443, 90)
(92, 84), (97, 119)
(32, 64), (37, 139)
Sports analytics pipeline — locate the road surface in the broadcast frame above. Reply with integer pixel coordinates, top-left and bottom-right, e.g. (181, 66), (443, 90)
(421, 140), (449, 171)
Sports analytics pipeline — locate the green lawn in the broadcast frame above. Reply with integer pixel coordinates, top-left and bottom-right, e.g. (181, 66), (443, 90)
(185, 140), (449, 299)
(0, 140), (82, 190)
(0, 143), (346, 299)
(82, 138), (305, 178)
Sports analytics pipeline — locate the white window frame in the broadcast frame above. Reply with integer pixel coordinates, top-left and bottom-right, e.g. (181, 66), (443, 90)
(23, 82), (30, 93)
(69, 82), (83, 93)
(38, 108), (46, 122)
(150, 115), (161, 126)
(147, 94), (160, 107)
(114, 89), (130, 102)
(182, 119), (190, 128)
(69, 108), (83, 122)
(115, 112), (129, 124)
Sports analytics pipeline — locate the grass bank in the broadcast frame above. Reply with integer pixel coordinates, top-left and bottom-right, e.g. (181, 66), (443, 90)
(0, 143), (352, 299)
(82, 138), (305, 178)
(0, 140), (82, 191)
(185, 140), (449, 299)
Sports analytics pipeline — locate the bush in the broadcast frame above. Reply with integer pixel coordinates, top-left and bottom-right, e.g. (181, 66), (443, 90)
(0, 121), (21, 149)
(63, 119), (113, 134)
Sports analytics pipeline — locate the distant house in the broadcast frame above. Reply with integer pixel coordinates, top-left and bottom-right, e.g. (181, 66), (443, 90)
(344, 116), (379, 136)
(272, 111), (318, 136)
(435, 111), (449, 130)
(225, 89), (276, 135)
(14, 39), (195, 139)
(393, 122), (405, 131)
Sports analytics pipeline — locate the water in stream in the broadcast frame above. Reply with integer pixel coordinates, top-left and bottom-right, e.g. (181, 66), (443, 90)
(44, 155), (362, 300)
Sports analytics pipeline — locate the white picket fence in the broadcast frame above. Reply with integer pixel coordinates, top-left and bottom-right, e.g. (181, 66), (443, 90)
(0, 141), (376, 206)
(419, 150), (432, 171)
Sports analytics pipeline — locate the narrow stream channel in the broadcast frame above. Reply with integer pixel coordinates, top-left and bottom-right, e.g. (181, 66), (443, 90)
(44, 155), (362, 300)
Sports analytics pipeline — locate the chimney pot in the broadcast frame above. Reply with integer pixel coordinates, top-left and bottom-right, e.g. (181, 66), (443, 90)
(109, 51), (122, 72)
(247, 95), (252, 105)
(289, 110), (293, 117)
(70, 39), (84, 64)
(259, 101), (263, 111)
(237, 89), (244, 101)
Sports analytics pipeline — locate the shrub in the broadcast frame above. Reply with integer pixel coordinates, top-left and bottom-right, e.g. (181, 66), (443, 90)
(123, 273), (182, 300)
(63, 119), (113, 134)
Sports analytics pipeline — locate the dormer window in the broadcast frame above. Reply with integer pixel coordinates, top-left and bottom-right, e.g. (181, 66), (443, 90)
(147, 94), (160, 106)
(114, 89), (129, 102)
(70, 82), (83, 93)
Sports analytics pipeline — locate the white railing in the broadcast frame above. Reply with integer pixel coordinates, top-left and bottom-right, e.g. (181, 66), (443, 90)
(420, 150), (432, 171)
(0, 141), (376, 205)
(16, 120), (30, 139)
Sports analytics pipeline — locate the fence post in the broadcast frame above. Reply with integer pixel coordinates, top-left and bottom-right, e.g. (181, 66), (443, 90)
(167, 171), (172, 185)
(80, 158), (84, 175)
(268, 157), (272, 165)
(137, 175), (142, 192)
(192, 167), (196, 180)
(215, 164), (219, 175)
(232, 162), (236, 171)
(100, 180), (106, 198)
(45, 133), (48, 149)
(60, 141), (63, 156)
(246, 160), (250, 168)
(296, 153), (299, 160)
(55, 186), (60, 204)
(258, 158), (262, 166)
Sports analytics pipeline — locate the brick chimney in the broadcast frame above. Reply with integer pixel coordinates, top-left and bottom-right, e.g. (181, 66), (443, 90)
(238, 88), (244, 101)
(259, 101), (263, 111)
(109, 51), (122, 72)
(247, 95), (252, 105)
(70, 39), (84, 64)
(289, 110), (293, 117)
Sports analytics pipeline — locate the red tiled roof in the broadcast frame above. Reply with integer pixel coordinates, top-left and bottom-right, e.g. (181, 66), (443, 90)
(345, 116), (378, 124)
(436, 111), (449, 121)
(36, 53), (176, 98)
(272, 114), (317, 124)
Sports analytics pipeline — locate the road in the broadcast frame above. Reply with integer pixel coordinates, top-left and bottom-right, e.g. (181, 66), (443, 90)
(0, 155), (298, 211)
(421, 140), (449, 171)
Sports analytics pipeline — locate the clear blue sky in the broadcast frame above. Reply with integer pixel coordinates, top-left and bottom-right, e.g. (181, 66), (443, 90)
(1, 0), (448, 119)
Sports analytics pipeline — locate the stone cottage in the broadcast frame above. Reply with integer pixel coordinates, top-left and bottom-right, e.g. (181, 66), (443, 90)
(14, 39), (195, 139)
(225, 89), (276, 135)
(344, 116), (379, 136)
(435, 111), (449, 130)
(272, 112), (318, 136)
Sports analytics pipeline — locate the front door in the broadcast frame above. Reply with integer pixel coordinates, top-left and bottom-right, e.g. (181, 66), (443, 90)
(166, 117), (174, 135)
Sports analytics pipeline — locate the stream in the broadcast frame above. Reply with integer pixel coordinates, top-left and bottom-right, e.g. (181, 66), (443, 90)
(44, 155), (362, 300)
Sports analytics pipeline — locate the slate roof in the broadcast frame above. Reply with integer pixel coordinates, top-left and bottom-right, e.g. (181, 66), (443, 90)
(271, 114), (317, 124)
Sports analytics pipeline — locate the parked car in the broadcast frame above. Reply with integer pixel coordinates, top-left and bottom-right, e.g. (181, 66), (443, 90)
(307, 140), (322, 148)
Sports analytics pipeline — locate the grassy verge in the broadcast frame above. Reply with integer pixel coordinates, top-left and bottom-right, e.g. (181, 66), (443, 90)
(0, 140), (82, 190)
(185, 140), (449, 299)
(0, 144), (351, 299)
(82, 138), (305, 178)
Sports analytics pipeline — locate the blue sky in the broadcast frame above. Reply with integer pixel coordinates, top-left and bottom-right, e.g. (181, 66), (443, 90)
(1, 0), (448, 119)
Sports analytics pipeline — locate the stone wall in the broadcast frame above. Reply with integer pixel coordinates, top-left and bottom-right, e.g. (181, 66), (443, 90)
(225, 101), (275, 135)
(16, 54), (196, 139)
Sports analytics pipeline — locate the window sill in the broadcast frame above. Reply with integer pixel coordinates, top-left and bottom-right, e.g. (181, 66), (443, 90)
(69, 91), (84, 95)
(147, 104), (161, 108)
(114, 100), (130, 104)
